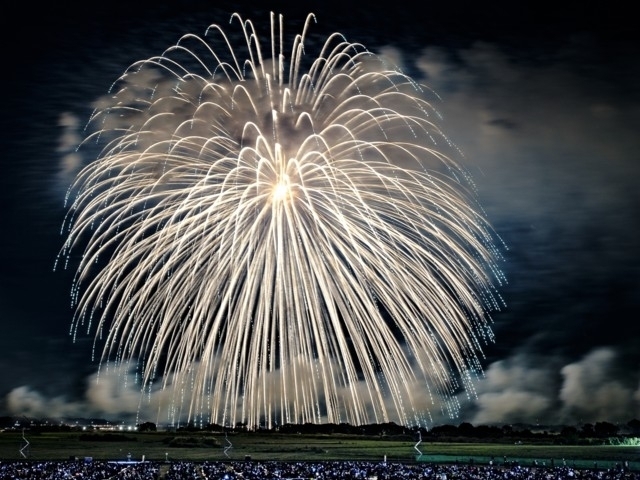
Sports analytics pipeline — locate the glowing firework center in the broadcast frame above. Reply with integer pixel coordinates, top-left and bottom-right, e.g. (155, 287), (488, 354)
(272, 176), (292, 202)
(59, 13), (505, 429)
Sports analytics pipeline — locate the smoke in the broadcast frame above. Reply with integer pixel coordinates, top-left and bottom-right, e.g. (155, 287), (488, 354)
(57, 112), (84, 188)
(559, 348), (640, 422)
(465, 348), (640, 425)
(5, 363), (174, 423)
(410, 36), (640, 426)
(3, 358), (444, 425)
(6, 347), (638, 426)
(414, 40), (640, 223)
(6, 386), (84, 419)
(469, 356), (555, 425)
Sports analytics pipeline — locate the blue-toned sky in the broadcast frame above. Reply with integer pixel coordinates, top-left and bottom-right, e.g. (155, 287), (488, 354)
(1, 0), (638, 426)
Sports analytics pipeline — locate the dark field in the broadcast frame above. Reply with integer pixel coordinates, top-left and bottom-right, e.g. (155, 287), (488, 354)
(1, 432), (639, 470)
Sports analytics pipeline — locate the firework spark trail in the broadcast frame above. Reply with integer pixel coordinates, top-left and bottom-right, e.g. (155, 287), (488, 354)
(59, 12), (505, 429)
(224, 433), (232, 457)
(414, 430), (423, 457)
(20, 429), (29, 459)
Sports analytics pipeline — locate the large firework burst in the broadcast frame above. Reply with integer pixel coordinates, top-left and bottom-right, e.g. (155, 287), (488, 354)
(59, 12), (505, 428)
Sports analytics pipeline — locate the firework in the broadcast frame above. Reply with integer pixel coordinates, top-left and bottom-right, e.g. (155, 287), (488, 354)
(59, 12), (505, 428)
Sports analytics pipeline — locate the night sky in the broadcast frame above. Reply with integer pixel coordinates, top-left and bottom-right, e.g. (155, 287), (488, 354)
(1, 1), (638, 426)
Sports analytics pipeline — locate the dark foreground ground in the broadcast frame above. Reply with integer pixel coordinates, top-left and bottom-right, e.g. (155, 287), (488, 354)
(1, 431), (638, 472)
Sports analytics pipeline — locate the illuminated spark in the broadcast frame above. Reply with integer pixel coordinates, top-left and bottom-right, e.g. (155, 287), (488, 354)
(59, 12), (505, 429)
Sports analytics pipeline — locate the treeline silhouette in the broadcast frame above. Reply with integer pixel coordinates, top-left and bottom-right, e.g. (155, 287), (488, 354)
(3, 416), (640, 445)
(178, 419), (640, 444)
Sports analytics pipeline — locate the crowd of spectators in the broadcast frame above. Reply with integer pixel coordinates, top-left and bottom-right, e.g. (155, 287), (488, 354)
(0, 460), (636, 480)
(0, 460), (159, 480)
(167, 461), (637, 480)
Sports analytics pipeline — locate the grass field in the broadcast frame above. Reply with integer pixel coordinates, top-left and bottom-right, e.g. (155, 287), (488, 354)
(1, 431), (638, 470)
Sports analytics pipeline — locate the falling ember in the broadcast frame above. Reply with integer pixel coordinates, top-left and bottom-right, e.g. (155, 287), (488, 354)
(58, 12), (505, 429)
